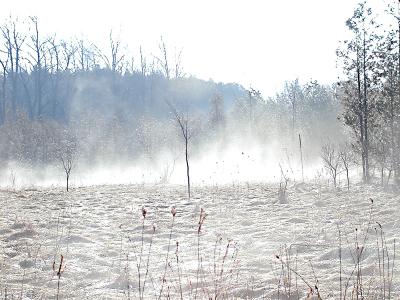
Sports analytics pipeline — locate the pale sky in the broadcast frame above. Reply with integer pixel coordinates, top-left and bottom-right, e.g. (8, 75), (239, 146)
(0, 0), (364, 96)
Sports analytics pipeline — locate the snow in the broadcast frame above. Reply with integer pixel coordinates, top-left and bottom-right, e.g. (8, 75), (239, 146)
(0, 183), (399, 299)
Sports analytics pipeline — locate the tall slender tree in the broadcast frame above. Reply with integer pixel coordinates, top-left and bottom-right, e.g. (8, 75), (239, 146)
(337, 2), (377, 183)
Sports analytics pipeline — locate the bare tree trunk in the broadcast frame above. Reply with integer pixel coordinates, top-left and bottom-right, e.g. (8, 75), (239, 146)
(30, 17), (44, 119)
(1, 20), (25, 120)
(299, 133), (304, 182)
(60, 142), (75, 192)
(0, 59), (6, 124)
(357, 49), (366, 183)
(396, 18), (400, 185)
(156, 37), (170, 79)
(166, 101), (192, 200)
(185, 136), (190, 199)
(48, 38), (61, 119)
(362, 32), (370, 183)
(333, 170), (337, 188)
(292, 100), (295, 135)
(389, 79), (396, 186)
(387, 169), (392, 186)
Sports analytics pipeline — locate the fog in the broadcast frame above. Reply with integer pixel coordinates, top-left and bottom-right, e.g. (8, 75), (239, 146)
(0, 138), (327, 188)
(0, 70), (343, 189)
(0, 18), (344, 189)
(0, 0), (396, 192)
(2, 2), (400, 300)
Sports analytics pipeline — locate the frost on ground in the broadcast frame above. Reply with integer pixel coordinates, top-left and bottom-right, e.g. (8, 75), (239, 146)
(0, 183), (399, 299)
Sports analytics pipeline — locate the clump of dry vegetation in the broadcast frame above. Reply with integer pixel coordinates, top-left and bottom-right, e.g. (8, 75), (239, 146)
(122, 205), (240, 300)
(272, 199), (397, 300)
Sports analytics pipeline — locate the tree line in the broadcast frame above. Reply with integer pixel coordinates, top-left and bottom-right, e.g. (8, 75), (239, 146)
(0, 15), (347, 190)
(336, 0), (400, 186)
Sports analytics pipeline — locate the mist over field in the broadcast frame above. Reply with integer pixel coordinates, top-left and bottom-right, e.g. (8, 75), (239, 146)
(0, 63), (344, 188)
(0, 1), (400, 299)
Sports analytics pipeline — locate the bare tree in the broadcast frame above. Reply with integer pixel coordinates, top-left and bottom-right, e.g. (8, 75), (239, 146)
(28, 16), (50, 118)
(96, 30), (125, 73)
(139, 46), (147, 77)
(156, 36), (170, 79)
(233, 88), (263, 134)
(278, 164), (290, 203)
(372, 135), (392, 187)
(60, 40), (76, 72)
(47, 38), (76, 118)
(47, 37), (62, 118)
(59, 138), (76, 191)
(167, 101), (194, 199)
(0, 56), (7, 124)
(75, 39), (96, 71)
(209, 93), (225, 132)
(1, 17), (26, 119)
(284, 79), (302, 136)
(173, 47), (183, 78)
(339, 143), (354, 190)
(299, 133), (304, 182)
(321, 143), (341, 188)
(154, 36), (183, 79)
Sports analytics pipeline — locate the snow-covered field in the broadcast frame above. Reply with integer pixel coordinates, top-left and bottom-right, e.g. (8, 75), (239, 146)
(0, 183), (399, 299)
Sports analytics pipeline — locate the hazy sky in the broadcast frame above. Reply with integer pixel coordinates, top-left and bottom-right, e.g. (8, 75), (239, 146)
(1, 0), (363, 96)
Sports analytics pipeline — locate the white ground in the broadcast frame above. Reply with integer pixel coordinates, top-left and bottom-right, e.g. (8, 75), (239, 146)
(0, 182), (399, 299)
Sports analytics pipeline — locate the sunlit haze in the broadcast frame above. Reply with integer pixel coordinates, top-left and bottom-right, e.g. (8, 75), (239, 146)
(1, 0), (361, 96)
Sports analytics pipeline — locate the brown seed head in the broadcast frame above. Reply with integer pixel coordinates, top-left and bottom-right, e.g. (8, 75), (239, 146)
(142, 207), (147, 218)
(57, 255), (64, 277)
(171, 206), (177, 217)
(197, 208), (206, 234)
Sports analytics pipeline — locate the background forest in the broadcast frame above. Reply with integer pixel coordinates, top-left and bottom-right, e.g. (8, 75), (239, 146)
(0, 1), (399, 188)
